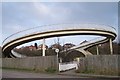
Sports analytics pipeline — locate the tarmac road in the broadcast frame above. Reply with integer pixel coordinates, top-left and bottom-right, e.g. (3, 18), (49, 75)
(2, 69), (86, 78)
(2, 69), (119, 80)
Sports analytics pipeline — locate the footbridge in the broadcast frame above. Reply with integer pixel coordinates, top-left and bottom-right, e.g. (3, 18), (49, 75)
(2, 24), (117, 57)
(61, 37), (109, 56)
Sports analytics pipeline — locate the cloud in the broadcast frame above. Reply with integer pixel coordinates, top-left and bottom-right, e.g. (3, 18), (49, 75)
(2, 2), (118, 46)
(31, 2), (73, 23)
(33, 2), (51, 16)
(3, 2), (118, 27)
(0, 3), (2, 46)
(49, 2), (117, 25)
(2, 24), (26, 40)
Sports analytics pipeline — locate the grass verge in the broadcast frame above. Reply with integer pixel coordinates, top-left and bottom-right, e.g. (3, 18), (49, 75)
(2, 67), (58, 74)
(2, 67), (34, 72)
(45, 67), (57, 73)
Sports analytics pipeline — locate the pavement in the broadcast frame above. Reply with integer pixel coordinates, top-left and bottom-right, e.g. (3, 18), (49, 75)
(58, 69), (120, 79)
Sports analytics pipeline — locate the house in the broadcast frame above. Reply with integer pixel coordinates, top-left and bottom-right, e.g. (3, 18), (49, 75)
(63, 43), (75, 50)
(27, 45), (36, 51)
(37, 44), (48, 50)
(50, 43), (62, 50)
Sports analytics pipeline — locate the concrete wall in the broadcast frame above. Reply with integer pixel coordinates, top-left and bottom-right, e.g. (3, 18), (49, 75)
(2, 56), (58, 72)
(78, 55), (120, 76)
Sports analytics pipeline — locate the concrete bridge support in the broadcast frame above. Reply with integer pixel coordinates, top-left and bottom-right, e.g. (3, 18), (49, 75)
(109, 38), (113, 55)
(96, 45), (99, 55)
(42, 38), (46, 56)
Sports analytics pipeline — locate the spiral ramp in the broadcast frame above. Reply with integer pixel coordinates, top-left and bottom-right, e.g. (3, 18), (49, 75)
(2, 24), (117, 58)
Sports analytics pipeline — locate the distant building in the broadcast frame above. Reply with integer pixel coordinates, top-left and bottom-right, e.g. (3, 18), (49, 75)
(27, 45), (36, 51)
(18, 45), (36, 51)
(63, 43), (75, 50)
(19, 46), (24, 50)
(50, 43), (62, 50)
(37, 44), (48, 50)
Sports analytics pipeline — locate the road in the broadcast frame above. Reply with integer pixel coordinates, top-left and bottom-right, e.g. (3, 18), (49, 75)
(2, 69), (119, 80)
(2, 69), (87, 78)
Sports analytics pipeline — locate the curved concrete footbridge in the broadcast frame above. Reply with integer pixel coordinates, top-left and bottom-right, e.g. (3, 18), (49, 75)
(2, 24), (117, 58)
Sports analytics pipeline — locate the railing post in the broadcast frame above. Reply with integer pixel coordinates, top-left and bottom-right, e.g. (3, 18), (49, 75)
(109, 38), (113, 55)
(42, 38), (45, 56)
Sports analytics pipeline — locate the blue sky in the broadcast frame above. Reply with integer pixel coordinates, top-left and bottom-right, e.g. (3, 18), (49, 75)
(1, 2), (119, 47)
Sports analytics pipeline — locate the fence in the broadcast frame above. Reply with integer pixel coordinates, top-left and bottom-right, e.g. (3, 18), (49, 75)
(2, 56), (58, 72)
(78, 55), (120, 76)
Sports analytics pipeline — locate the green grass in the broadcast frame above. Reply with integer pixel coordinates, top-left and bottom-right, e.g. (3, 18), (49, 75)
(75, 69), (119, 76)
(75, 69), (95, 74)
(45, 67), (57, 73)
(2, 67), (58, 74)
(2, 67), (34, 72)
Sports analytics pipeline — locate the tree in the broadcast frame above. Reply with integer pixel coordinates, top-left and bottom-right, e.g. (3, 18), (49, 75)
(34, 43), (38, 49)
(88, 42), (120, 55)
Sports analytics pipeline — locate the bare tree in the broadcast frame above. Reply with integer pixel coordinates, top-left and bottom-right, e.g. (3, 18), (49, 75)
(34, 43), (38, 49)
